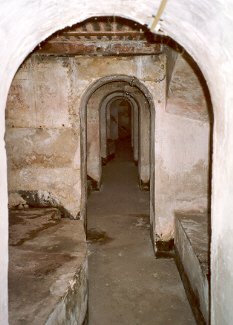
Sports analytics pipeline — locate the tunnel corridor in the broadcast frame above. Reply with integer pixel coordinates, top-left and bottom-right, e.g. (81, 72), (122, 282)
(6, 15), (211, 325)
(87, 138), (195, 325)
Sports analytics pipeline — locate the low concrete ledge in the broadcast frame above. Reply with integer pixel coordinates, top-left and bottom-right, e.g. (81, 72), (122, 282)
(175, 212), (209, 324)
(9, 208), (88, 325)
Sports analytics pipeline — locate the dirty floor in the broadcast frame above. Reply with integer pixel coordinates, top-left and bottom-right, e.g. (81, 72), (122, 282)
(87, 139), (196, 325)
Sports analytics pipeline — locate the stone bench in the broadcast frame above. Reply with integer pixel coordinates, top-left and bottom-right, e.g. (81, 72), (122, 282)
(175, 211), (210, 324)
(9, 208), (88, 325)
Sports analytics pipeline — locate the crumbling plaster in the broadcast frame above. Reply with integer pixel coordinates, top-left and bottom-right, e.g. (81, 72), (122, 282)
(6, 55), (82, 217)
(0, 1), (233, 324)
(154, 52), (210, 241)
(167, 54), (210, 122)
(6, 35), (210, 297)
(154, 110), (210, 240)
(6, 50), (209, 244)
(6, 54), (161, 214)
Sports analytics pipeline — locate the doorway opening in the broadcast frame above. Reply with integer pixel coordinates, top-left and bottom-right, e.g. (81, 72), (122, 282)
(4, 14), (213, 325)
(85, 88), (195, 325)
(80, 75), (155, 236)
(107, 98), (132, 162)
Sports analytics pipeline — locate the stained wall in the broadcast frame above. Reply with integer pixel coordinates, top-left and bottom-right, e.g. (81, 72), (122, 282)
(6, 54), (163, 218)
(153, 53), (210, 241)
(6, 51), (210, 245)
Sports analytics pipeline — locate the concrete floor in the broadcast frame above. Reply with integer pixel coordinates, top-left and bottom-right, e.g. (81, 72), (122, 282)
(87, 139), (196, 325)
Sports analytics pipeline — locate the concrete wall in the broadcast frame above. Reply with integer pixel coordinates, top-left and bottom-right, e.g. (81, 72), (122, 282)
(6, 55), (82, 218)
(164, 45), (178, 94)
(153, 53), (210, 242)
(6, 51), (210, 243)
(109, 102), (119, 140)
(154, 110), (210, 240)
(117, 99), (131, 139)
(6, 54), (162, 217)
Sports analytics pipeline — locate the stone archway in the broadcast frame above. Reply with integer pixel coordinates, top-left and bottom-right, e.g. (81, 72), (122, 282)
(99, 92), (139, 163)
(99, 90), (150, 188)
(0, 2), (232, 323)
(79, 75), (156, 238)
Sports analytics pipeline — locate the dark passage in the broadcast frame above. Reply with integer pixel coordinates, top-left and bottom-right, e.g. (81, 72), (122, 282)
(87, 139), (195, 325)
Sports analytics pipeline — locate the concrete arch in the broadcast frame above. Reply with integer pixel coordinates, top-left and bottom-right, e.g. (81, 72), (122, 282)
(80, 74), (156, 114)
(80, 75), (156, 223)
(85, 80), (141, 189)
(0, 3), (232, 323)
(99, 91), (139, 161)
(101, 93), (151, 189)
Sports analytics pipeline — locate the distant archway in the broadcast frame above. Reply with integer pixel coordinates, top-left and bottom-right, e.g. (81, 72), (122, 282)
(99, 92), (138, 162)
(79, 75), (155, 237)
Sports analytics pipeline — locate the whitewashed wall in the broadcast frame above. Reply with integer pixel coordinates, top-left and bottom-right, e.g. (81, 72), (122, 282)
(0, 1), (233, 324)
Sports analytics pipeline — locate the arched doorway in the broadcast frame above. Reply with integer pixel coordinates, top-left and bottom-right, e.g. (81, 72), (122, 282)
(1, 4), (229, 323)
(79, 75), (156, 241)
(4, 17), (212, 323)
(99, 93), (139, 164)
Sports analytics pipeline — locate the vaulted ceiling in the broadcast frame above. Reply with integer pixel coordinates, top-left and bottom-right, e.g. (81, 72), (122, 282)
(35, 17), (162, 56)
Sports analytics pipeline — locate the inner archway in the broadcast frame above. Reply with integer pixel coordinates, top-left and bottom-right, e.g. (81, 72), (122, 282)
(80, 75), (156, 241)
(100, 91), (139, 165)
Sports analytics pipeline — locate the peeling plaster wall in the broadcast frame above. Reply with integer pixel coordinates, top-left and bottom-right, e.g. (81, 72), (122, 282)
(6, 48), (210, 245)
(164, 46), (178, 95)
(154, 53), (210, 241)
(167, 54), (210, 122)
(6, 55), (82, 218)
(6, 54), (162, 217)
(154, 111), (209, 240)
